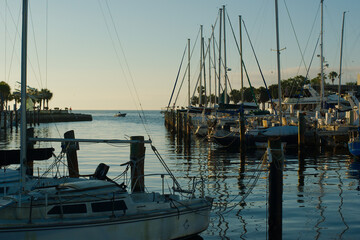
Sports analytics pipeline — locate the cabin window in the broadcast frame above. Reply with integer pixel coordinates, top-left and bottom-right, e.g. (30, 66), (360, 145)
(48, 204), (87, 215)
(91, 200), (127, 213)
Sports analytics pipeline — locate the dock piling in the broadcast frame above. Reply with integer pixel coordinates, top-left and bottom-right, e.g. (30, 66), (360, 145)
(130, 136), (145, 193)
(268, 137), (283, 240)
(64, 130), (80, 178)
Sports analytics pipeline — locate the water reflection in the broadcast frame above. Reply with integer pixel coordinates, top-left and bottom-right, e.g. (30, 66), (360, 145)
(336, 158), (349, 238)
(1, 111), (360, 239)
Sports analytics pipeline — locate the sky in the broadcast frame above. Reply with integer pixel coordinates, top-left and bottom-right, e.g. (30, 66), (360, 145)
(0, 0), (360, 110)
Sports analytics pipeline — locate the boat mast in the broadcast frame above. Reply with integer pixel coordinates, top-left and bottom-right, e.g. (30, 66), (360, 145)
(202, 31), (207, 107)
(218, 8), (222, 105)
(338, 11), (346, 114)
(320, 0), (324, 109)
(223, 5), (228, 104)
(199, 25), (203, 106)
(275, 0), (282, 125)
(208, 38), (212, 108)
(20, 0), (29, 193)
(212, 25), (217, 107)
(188, 38), (191, 108)
(239, 15), (244, 105)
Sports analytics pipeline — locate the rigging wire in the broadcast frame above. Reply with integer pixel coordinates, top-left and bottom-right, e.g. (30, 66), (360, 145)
(1, 3), (21, 84)
(167, 44), (187, 108)
(294, 35), (320, 106)
(98, 0), (185, 189)
(29, 4), (43, 89)
(103, 0), (151, 139)
(291, 2), (321, 97)
(4, 0), (7, 84)
(282, 0), (309, 78)
(45, 0), (48, 88)
(1, 2), (41, 89)
(226, 12), (258, 106)
(173, 26), (201, 107)
(98, 0), (150, 139)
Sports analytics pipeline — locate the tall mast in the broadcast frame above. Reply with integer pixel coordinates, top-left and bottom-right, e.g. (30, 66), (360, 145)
(202, 35), (207, 107)
(320, 0), (324, 109)
(223, 5), (228, 104)
(20, 0), (29, 193)
(218, 8), (222, 105)
(212, 25), (217, 106)
(239, 15), (244, 104)
(199, 25), (203, 106)
(208, 38), (212, 108)
(275, 0), (282, 125)
(188, 38), (191, 108)
(338, 11), (346, 113)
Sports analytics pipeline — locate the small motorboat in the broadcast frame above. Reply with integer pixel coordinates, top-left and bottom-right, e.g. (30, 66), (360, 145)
(114, 112), (126, 117)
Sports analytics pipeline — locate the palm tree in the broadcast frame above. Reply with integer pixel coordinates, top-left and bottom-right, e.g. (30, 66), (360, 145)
(12, 91), (21, 104)
(328, 71), (338, 85)
(39, 89), (47, 110)
(41, 88), (53, 109)
(0, 81), (11, 111)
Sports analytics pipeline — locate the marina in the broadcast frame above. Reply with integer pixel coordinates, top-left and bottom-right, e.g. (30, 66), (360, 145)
(0, 0), (360, 239)
(1, 110), (360, 239)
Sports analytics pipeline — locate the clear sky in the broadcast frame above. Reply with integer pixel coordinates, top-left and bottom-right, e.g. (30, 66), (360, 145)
(0, 0), (359, 110)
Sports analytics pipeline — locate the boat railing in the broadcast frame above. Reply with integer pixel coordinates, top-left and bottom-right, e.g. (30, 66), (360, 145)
(131, 173), (204, 198)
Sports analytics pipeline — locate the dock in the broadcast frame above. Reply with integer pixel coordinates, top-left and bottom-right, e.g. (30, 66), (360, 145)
(0, 109), (92, 130)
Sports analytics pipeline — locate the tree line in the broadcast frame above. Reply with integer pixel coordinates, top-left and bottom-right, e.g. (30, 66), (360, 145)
(0, 81), (53, 111)
(191, 72), (356, 107)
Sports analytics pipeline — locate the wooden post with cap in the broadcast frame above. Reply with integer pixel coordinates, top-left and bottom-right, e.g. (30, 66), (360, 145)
(64, 130), (80, 178)
(130, 136), (145, 193)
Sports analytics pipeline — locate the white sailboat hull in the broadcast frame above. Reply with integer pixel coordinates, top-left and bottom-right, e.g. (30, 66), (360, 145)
(0, 202), (211, 240)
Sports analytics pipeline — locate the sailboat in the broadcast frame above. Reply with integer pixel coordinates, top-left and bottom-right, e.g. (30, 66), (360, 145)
(0, 1), (212, 239)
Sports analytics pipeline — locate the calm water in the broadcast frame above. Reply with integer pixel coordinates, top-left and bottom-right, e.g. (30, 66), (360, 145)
(1, 110), (359, 239)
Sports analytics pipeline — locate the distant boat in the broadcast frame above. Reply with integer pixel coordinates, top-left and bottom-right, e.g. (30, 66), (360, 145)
(348, 129), (360, 158)
(114, 112), (126, 117)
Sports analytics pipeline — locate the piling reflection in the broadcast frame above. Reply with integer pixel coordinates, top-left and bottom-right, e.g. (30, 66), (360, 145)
(336, 157), (349, 238)
(315, 162), (325, 240)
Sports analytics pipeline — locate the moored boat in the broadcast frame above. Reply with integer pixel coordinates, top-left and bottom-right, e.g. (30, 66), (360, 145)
(0, 1), (212, 238)
(348, 129), (360, 158)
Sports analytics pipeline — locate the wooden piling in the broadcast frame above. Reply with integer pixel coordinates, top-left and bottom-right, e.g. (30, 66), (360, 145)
(239, 111), (245, 153)
(176, 110), (182, 137)
(298, 112), (305, 149)
(130, 136), (145, 193)
(182, 112), (187, 139)
(268, 137), (283, 240)
(172, 110), (176, 133)
(64, 130), (80, 178)
(186, 115), (192, 146)
(298, 147), (305, 190)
